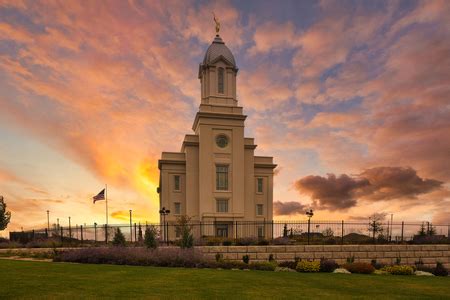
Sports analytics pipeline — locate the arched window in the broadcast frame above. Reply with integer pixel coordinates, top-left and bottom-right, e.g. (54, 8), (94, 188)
(218, 67), (224, 94)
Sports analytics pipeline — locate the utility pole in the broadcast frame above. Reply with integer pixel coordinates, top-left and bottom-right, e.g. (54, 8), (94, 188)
(46, 210), (50, 232)
(129, 210), (133, 243)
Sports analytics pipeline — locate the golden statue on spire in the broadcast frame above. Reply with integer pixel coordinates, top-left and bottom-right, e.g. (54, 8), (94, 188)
(213, 12), (220, 34)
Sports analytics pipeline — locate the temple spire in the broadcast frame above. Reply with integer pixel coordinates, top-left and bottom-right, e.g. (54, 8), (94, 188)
(213, 12), (220, 34)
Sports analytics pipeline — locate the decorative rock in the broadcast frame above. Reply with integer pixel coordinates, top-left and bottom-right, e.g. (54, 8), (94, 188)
(414, 271), (434, 276)
(333, 268), (351, 274)
(275, 267), (296, 272)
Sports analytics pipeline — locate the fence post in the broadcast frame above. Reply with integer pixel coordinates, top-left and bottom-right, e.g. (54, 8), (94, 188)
(307, 218), (311, 245)
(341, 220), (344, 245)
(60, 226), (63, 244)
(80, 225), (84, 243)
(401, 221), (404, 242)
(134, 223), (137, 242)
(372, 220), (376, 244)
(235, 221), (238, 241)
(45, 228), (48, 239)
(200, 221), (202, 238)
(271, 220), (274, 241)
(166, 222), (169, 245)
(105, 224), (108, 244)
(94, 223), (97, 243)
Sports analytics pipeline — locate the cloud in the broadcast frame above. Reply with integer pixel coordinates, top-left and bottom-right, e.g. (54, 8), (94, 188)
(295, 174), (368, 210)
(432, 212), (450, 225)
(273, 201), (306, 216)
(294, 167), (443, 211)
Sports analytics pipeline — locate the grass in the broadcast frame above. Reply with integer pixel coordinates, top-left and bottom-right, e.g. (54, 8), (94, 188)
(0, 260), (449, 299)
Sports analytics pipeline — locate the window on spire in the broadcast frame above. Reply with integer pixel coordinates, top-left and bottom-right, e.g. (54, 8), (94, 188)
(218, 67), (224, 94)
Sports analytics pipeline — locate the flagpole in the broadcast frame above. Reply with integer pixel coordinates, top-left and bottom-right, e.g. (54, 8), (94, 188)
(105, 184), (108, 225)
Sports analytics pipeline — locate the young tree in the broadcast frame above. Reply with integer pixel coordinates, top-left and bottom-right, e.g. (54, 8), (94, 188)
(428, 223), (437, 236)
(176, 215), (194, 249)
(0, 196), (11, 231)
(144, 226), (158, 249)
(112, 228), (126, 246)
(322, 228), (334, 238)
(418, 222), (427, 236)
(368, 213), (386, 242)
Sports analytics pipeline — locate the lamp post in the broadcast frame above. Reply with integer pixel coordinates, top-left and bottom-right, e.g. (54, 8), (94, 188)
(306, 209), (314, 245)
(68, 216), (71, 239)
(46, 210), (50, 232)
(159, 207), (171, 245)
(129, 210), (133, 243)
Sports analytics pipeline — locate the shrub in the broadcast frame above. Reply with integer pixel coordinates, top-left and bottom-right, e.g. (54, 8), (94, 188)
(381, 265), (414, 275)
(278, 260), (297, 269)
(54, 247), (204, 268)
(222, 239), (233, 246)
(346, 256), (355, 264)
(268, 254), (275, 262)
(296, 260), (320, 272)
(395, 257), (402, 265)
(249, 261), (277, 271)
(242, 255), (250, 264)
(272, 237), (290, 245)
(257, 239), (270, 245)
(320, 259), (339, 273)
(371, 259), (386, 270)
(343, 262), (375, 274)
(144, 226), (158, 249)
(433, 262), (449, 277)
(236, 237), (257, 246)
(215, 253), (223, 262)
(112, 228), (126, 247)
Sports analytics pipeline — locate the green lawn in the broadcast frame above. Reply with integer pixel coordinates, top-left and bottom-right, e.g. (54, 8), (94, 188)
(0, 260), (449, 299)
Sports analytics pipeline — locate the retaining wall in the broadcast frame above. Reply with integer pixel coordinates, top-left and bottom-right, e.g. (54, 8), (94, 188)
(199, 244), (450, 268)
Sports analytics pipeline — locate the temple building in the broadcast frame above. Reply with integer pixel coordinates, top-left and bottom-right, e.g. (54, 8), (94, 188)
(158, 28), (276, 239)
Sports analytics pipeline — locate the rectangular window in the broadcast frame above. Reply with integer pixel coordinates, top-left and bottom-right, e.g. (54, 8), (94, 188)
(257, 226), (264, 238)
(217, 199), (228, 213)
(174, 175), (180, 191)
(257, 178), (263, 193)
(218, 67), (224, 94)
(216, 165), (228, 191)
(174, 202), (181, 215)
(256, 204), (263, 216)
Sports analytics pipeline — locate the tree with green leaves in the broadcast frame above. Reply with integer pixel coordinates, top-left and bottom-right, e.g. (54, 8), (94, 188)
(144, 226), (158, 249)
(176, 215), (194, 249)
(0, 196), (11, 231)
(112, 228), (126, 246)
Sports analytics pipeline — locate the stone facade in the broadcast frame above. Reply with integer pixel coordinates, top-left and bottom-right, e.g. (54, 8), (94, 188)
(198, 244), (450, 268)
(158, 34), (276, 239)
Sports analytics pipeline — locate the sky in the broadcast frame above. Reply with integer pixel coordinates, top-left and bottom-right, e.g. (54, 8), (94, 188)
(0, 0), (449, 235)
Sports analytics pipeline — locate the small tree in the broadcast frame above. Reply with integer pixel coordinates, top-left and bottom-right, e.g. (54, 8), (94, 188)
(418, 222), (427, 236)
(0, 196), (11, 231)
(283, 224), (288, 238)
(368, 213), (386, 242)
(176, 215), (194, 249)
(322, 228), (334, 238)
(144, 226), (158, 249)
(138, 223), (143, 242)
(112, 228), (126, 246)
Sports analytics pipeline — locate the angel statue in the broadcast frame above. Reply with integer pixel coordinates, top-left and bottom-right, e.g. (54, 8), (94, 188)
(213, 12), (220, 34)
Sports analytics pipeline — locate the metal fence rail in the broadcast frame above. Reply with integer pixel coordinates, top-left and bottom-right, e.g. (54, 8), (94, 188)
(9, 220), (450, 246)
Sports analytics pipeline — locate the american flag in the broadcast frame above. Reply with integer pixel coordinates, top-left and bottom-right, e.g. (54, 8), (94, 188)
(93, 189), (105, 203)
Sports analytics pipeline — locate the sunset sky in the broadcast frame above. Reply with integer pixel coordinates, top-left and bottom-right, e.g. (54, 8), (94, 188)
(0, 0), (449, 235)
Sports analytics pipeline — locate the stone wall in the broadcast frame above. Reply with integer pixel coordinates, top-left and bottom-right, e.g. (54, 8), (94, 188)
(199, 244), (450, 268)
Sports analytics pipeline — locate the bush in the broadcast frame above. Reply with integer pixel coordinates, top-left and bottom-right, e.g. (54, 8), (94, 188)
(381, 265), (414, 275)
(343, 262), (375, 274)
(249, 261), (277, 271)
(54, 247), (204, 268)
(222, 239), (233, 246)
(236, 237), (257, 246)
(144, 227), (158, 249)
(433, 262), (449, 277)
(242, 255), (250, 264)
(112, 228), (126, 247)
(257, 239), (270, 245)
(371, 259), (386, 270)
(268, 254), (275, 262)
(320, 259), (339, 272)
(296, 260), (320, 272)
(278, 260), (297, 270)
(272, 237), (290, 245)
(215, 253), (223, 262)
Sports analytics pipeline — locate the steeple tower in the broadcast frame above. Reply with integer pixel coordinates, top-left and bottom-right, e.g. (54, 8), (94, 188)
(198, 34), (239, 107)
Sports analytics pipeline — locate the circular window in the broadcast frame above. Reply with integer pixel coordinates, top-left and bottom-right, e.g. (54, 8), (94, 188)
(216, 135), (229, 148)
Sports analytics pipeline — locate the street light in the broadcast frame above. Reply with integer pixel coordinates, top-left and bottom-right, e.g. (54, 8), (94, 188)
(306, 209), (314, 245)
(159, 207), (171, 245)
(129, 210), (133, 243)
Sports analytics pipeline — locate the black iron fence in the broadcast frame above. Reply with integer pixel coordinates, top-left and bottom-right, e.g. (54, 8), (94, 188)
(9, 220), (450, 246)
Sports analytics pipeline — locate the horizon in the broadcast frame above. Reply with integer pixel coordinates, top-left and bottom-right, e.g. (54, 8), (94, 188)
(1, 0), (450, 236)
